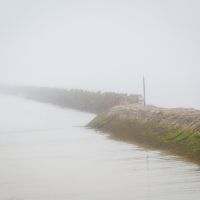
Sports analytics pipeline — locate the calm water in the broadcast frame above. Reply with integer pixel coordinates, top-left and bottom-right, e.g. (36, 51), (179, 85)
(0, 94), (200, 200)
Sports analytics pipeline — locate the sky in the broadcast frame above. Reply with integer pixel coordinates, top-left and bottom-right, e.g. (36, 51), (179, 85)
(0, 0), (200, 108)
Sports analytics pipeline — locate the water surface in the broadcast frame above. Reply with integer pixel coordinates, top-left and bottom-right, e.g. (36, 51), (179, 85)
(0, 94), (200, 200)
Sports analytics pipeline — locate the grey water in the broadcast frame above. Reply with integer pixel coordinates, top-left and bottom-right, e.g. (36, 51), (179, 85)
(0, 94), (200, 200)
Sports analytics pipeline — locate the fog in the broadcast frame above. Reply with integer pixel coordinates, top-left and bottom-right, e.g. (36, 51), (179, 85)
(0, 0), (199, 108)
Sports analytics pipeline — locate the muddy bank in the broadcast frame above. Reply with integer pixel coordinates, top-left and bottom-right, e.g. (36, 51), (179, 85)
(88, 105), (200, 164)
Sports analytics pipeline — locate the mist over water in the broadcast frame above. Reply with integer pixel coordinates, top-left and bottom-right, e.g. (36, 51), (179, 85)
(1, 1), (200, 199)
(0, 94), (200, 200)
(0, 0), (200, 108)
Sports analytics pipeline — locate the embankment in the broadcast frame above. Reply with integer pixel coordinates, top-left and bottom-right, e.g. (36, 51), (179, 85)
(88, 105), (200, 164)
(0, 85), (141, 113)
(1, 84), (200, 164)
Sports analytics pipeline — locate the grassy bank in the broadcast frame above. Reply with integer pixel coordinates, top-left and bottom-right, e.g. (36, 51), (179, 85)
(88, 105), (200, 164)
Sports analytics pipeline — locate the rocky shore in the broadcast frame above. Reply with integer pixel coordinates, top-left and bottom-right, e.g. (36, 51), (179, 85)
(88, 105), (200, 164)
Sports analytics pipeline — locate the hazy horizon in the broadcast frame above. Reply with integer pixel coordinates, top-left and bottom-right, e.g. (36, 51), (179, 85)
(0, 0), (200, 109)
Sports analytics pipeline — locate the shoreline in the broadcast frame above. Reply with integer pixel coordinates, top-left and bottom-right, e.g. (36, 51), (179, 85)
(1, 85), (200, 165)
(88, 105), (200, 165)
